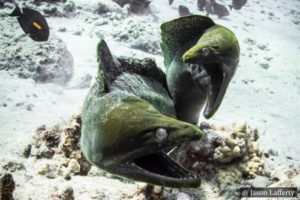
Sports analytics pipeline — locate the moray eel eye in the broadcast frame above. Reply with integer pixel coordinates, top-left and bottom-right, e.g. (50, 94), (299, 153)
(202, 47), (209, 56)
(155, 128), (168, 141)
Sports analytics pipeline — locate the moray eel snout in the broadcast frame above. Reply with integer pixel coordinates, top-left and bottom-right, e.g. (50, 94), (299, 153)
(82, 96), (203, 188)
(182, 24), (240, 119)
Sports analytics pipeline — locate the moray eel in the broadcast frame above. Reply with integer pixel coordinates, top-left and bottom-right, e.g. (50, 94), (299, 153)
(161, 15), (239, 121)
(182, 22), (239, 118)
(81, 40), (203, 188)
(81, 15), (239, 188)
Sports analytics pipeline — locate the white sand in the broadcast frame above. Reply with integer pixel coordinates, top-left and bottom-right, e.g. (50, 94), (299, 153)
(0, 0), (299, 199)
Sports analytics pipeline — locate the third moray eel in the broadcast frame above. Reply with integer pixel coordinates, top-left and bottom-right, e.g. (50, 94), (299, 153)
(81, 15), (240, 188)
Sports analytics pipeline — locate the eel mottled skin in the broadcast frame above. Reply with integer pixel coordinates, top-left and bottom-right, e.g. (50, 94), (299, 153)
(161, 15), (239, 121)
(81, 15), (239, 188)
(81, 39), (203, 188)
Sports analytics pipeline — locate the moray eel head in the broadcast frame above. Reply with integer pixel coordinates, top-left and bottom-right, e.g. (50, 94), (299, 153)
(82, 96), (203, 188)
(182, 25), (240, 118)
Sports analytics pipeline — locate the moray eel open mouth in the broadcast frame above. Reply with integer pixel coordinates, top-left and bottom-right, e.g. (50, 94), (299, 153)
(118, 146), (200, 188)
(103, 123), (203, 188)
(81, 95), (203, 188)
(200, 63), (231, 119)
(182, 24), (240, 119)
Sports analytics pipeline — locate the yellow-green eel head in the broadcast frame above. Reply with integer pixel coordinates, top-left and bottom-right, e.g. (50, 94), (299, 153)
(182, 25), (240, 118)
(81, 92), (203, 188)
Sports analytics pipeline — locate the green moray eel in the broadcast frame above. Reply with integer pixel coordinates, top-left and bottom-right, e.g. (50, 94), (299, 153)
(81, 15), (239, 188)
(161, 15), (239, 121)
(81, 39), (203, 188)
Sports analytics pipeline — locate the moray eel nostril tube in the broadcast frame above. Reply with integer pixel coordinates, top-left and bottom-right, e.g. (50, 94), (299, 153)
(81, 39), (203, 188)
(81, 15), (239, 188)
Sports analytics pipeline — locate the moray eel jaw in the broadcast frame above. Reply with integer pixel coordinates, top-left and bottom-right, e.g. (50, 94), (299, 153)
(107, 149), (201, 188)
(182, 25), (240, 119)
(84, 97), (204, 188)
(100, 124), (203, 188)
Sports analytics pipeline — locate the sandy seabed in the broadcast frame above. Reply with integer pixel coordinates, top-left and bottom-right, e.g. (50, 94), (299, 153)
(0, 0), (299, 199)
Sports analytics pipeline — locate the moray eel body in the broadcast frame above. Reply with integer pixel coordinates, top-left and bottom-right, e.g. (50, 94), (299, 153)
(81, 40), (203, 188)
(161, 15), (239, 121)
(82, 15), (239, 188)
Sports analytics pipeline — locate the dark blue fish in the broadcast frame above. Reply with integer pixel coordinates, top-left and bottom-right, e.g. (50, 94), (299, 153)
(9, 5), (49, 41)
(197, 0), (206, 11)
(210, 0), (229, 18)
(178, 5), (191, 17)
(229, 0), (247, 10)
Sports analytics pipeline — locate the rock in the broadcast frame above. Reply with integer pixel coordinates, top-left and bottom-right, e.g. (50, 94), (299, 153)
(58, 27), (67, 32)
(268, 149), (278, 156)
(244, 38), (256, 45)
(259, 63), (269, 70)
(251, 176), (271, 187)
(30, 110), (92, 177)
(137, 184), (165, 200)
(0, 17), (73, 85)
(3, 161), (25, 172)
(61, 186), (74, 200)
(218, 166), (242, 189)
(22, 144), (32, 158)
(73, 30), (82, 36)
(0, 173), (15, 200)
(257, 44), (268, 50)
(26, 104), (34, 111)
(174, 122), (265, 189)
(38, 163), (50, 175)
(213, 123), (248, 164)
(66, 159), (80, 174)
(32, 124), (62, 159)
(63, 0), (76, 14)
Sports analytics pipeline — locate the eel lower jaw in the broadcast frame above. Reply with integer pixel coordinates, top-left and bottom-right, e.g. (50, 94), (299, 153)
(118, 148), (201, 188)
(201, 63), (231, 119)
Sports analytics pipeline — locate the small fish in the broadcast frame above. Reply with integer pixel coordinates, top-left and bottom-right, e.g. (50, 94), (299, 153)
(210, 0), (229, 18)
(9, 5), (49, 41)
(229, 0), (247, 10)
(197, 0), (206, 11)
(169, 0), (174, 5)
(178, 5), (191, 17)
(130, 0), (151, 14)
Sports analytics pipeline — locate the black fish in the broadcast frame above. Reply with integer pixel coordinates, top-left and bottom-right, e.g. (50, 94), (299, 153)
(169, 0), (174, 5)
(197, 0), (206, 11)
(205, 0), (214, 15)
(178, 5), (190, 17)
(229, 0), (247, 10)
(211, 0), (229, 18)
(9, 5), (49, 41)
(130, 0), (151, 14)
